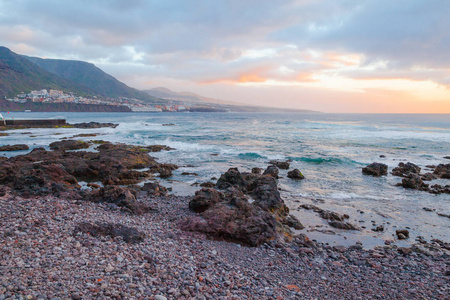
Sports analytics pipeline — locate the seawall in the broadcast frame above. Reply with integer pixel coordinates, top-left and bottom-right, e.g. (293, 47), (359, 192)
(2, 119), (66, 126)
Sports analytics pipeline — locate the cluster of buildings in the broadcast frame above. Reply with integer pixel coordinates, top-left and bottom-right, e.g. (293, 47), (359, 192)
(5, 89), (190, 112)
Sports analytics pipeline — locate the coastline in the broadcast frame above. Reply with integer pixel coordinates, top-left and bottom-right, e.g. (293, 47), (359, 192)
(0, 127), (449, 299)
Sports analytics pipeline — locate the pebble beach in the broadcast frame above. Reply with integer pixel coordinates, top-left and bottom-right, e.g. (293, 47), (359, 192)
(1, 188), (448, 299)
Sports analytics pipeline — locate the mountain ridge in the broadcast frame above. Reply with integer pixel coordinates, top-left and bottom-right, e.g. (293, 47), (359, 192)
(0, 46), (98, 99)
(143, 87), (243, 106)
(25, 56), (160, 102)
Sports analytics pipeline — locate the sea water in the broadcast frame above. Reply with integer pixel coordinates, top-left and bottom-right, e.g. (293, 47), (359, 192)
(1, 112), (449, 248)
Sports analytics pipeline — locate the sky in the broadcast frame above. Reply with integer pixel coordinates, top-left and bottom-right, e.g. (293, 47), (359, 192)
(1, 0), (450, 113)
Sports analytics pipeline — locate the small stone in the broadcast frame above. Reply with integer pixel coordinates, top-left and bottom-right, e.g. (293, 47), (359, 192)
(396, 229), (409, 239)
(105, 265), (114, 273)
(398, 247), (412, 256)
(154, 296), (167, 300)
(71, 293), (82, 300)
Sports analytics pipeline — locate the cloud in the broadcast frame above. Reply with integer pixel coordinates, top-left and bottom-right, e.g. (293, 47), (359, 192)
(0, 0), (449, 112)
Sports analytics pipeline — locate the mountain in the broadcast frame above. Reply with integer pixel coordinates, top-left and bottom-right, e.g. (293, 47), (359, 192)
(143, 87), (242, 105)
(144, 87), (319, 113)
(26, 56), (160, 102)
(0, 46), (97, 98)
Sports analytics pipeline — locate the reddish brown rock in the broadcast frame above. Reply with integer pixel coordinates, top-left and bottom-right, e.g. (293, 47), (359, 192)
(0, 144), (29, 151)
(287, 169), (305, 180)
(392, 162), (421, 177)
(362, 162), (388, 176)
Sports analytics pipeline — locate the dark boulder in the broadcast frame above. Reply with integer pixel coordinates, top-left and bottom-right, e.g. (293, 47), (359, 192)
(0, 144), (29, 151)
(421, 172), (438, 181)
(372, 225), (384, 232)
(269, 160), (290, 170)
(49, 140), (91, 151)
(158, 167), (173, 178)
(189, 188), (224, 213)
(281, 214), (304, 230)
(362, 163), (388, 176)
(72, 122), (118, 129)
(401, 173), (428, 190)
(328, 221), (359, 230)
(429, 184), (450, 195)
(200, 182), (216, 188)
(434, 164), (450, 179)
(319, 210), (349, 222)
(287, 169), (305, 180)
(74, 222), (144, 243)
(216, 167), (245, 189)
(392, 162), (421, 177)
(146, 145), (175, 152)
(142, 182), (168, 196)
(263, 165), (279, 178)
(251, 167), (262, 174)
(396, 229), (409, 240)
(90, 186), (151, 215)
(248, 176), (289, 216)
(181, 200), (280, 247)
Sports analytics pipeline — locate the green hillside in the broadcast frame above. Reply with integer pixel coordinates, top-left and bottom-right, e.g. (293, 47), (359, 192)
(0, 46), (97, 99)
(26, 56), (161, 102)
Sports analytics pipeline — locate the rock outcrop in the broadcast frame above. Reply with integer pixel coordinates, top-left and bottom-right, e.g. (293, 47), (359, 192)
(269, 160), (290, 170)
(0, 144), (29, 151)
(49, 140), (90, 151)
(263, 165), (279, 178)
(362, 163), (388, 176)
(182, 167), (302, 246)
(74, 222), (145, 243)
(392, 162), (421, 177)
(0, 142), (175, 204)
(287, 169), (305, 180)
(434, 164), (450, 179)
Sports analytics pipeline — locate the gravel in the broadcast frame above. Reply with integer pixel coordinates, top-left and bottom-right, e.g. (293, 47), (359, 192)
(0, 187), (448, 299)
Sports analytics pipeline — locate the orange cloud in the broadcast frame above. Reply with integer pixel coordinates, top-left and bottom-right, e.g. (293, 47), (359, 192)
(238, 74), (266, 83)
(296, 73), (317, 83)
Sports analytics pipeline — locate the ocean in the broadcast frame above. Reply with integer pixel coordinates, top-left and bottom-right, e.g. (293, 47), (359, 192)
(1, 112), (449, 248)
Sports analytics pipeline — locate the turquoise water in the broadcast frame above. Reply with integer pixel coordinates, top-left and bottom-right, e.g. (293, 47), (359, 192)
(1, 112), (449, 247)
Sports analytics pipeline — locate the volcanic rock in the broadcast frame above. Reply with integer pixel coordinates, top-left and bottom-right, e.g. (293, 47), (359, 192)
(328, 221), (359, 230)
(433, 164), (450, 179)
(269, 160), (290, 170)
(248, 175), (289, 216)
(74, 222), (144, 243)
(263, 165), (279, 178)
(189, 188), (224, 213)
(401, 174), (428, 190)
(0, 144), (29, 151)
(319, 210), (349, 222)
(251, 167), (262, 174)
(49, 140), (91, 151)
(181, 198), (280, 247)
(281, 214), (304, 230)
(90, 186), (152, 215)
(396, 229), (410, 239)
(287, 169), (305, 180)
(362, 162), (388, 176)
(142, 182), (168, 196)
(72, 122), (118, 129)
(392, 162), (421, 177)
(216, 167), (245, 190)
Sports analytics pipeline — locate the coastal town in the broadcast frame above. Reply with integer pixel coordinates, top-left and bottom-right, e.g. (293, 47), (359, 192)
(5, 89), (189, 112)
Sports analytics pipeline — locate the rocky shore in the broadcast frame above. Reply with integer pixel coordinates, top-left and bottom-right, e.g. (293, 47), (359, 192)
(0, 137), (449, 299)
